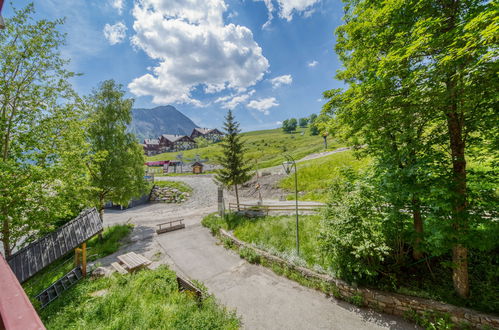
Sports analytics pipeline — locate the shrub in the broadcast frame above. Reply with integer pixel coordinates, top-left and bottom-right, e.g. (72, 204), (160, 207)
(239, 247), (261, 264)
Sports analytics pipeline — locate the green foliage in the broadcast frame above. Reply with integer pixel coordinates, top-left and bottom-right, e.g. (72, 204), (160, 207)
(282, 118), (297, 133)
(215, 110), (252, 206)
(279, 150), (369, 201)
(320, 176), (391, 282)
(154, 181), (192, 193)
(39, 266), (240, 329)
(404, 310), (456, 330)
(324, 0), (498, 298)
(86, 80), (147, 213)
(201, 214), (225, 235)
(239, 247), (261, 264)
(298, 118), (309, 128)
(194, 136), (211, 148)
(23, 224), (133, 298)
(0, 4), (90, 256)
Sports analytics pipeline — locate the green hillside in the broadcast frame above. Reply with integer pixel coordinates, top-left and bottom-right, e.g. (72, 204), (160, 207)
(146, 128), (343, 169)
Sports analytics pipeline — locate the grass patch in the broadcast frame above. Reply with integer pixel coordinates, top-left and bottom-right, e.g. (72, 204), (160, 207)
(154, 180), (192, 193)
(23, 224), (133, 298)
(147, 128), (344, 169)
(39, 266), (240, 329)
(279, 150), (370, 202)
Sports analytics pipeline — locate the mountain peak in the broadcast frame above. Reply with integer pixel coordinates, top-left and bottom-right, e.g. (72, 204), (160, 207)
(129, 105), (199, 141)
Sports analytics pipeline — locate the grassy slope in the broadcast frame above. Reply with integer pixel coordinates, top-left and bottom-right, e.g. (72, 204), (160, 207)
(23, 224), (133, 298)
(40, 266), (240, 329)
(279, 150), (370, 202)
(146, 128), (343, 169)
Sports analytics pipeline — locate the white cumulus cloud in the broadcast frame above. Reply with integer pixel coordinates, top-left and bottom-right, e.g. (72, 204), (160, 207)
(307, 60), (318, 67)
(247, 97), (279, 115)
(111, 0), (124, 15)
(215, 90), (256, 109)
(103, 22), (127, 45)
(270, 74), (292, 88)
(128, 0), (269, 106)
(254, 0), (321, 24)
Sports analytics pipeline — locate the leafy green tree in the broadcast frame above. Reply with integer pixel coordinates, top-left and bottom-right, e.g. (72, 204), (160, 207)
(86, 80), (146, 219)
(309, 123), (319, 136)
(299, 117), (309, 128)
(194, 136), (210, 148)
(309, 113), (318, 124)
(288, 118), (298, 132)
(215, 110), (252, 210)
(325, 0), (498, 298)
(0, 4), (90, 257)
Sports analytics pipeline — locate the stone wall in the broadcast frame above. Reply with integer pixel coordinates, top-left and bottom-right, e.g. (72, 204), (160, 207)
(149, 185), (189, 203)
(219, 229), (499, 329)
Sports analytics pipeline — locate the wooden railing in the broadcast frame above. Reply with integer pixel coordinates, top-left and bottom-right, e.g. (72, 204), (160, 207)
(228, 203), (325, 215)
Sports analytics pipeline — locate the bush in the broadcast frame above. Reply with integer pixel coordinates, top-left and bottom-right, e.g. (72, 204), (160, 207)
(239, 247), (261, 264)
(319, 176), (391, 282)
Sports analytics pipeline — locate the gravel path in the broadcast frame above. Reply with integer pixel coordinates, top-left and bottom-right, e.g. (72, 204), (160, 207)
(102, 175), (417, 330)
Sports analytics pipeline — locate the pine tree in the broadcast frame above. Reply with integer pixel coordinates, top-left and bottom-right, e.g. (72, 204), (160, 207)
(215, 110), (252, 210)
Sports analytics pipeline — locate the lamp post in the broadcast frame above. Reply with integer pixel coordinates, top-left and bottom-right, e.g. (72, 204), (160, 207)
(282, 155), (299, 255)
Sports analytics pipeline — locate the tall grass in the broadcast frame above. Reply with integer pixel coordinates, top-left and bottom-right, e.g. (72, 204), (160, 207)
(279, 150), (370, 201)
(146, 128), (343, 169)
(40, 266), (240, 329)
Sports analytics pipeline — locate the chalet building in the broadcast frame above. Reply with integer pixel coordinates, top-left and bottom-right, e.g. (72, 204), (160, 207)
(190, 128), (224, 142)
(159, 134), (196, 152)
(143, 138), (160, 156)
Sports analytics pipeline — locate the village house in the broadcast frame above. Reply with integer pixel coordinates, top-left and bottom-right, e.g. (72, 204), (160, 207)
(190, 128), (224, 142)
(158, 134), (196, 153)
(142, 138), (160, 156)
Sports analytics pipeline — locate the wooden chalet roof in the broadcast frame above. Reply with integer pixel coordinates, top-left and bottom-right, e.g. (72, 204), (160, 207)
(143, 138), (159, 145)
(160, 134), (195, 143)
(7, 208), (103, 283)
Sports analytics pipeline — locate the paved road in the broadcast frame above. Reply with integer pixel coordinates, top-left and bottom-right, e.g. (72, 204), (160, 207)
(103, 175), (417, 330)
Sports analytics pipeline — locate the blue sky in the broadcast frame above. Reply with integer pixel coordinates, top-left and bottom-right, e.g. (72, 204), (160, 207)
(4, 0), (345, 131)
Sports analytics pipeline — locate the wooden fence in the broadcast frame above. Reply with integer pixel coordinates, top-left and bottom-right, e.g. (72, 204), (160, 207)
(228, 203), (325, 215)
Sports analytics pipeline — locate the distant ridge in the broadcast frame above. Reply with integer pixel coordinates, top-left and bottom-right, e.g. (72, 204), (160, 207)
(129, 105), (198, 142)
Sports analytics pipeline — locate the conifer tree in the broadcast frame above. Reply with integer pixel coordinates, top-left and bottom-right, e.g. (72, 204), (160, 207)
(215, 110), (252, 210)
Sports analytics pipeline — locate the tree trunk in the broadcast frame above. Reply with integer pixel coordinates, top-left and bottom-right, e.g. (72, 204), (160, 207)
(2, 213), (11, 258)
(446, 81), (469, 298)
(234, 184), (240, 211)
(412, 197), (424, 260)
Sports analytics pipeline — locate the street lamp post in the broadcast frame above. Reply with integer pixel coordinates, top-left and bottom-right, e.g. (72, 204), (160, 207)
(282, 155), (299, 255)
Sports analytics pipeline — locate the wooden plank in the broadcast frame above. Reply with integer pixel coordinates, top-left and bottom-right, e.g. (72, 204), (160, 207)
(111, 262), (128, 274)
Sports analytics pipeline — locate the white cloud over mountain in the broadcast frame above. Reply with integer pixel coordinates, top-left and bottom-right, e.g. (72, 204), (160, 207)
(103, 22), (127, 45)
(247, 97), (279, 115)
(215, 90), (256, 109)
(128, 0), (269, 106)
(270, 74), (292, 88)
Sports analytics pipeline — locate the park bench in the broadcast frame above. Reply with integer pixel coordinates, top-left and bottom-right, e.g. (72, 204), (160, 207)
(156, 219), (185, 234)
(111, 262), (128, 274)
(177, 276), (202, 301)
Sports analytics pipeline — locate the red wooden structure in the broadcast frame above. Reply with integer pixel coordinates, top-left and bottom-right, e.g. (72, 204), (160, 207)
(0, 254), (45, 329)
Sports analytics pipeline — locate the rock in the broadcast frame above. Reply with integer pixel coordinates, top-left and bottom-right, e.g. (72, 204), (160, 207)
(91, 267), (112, 279)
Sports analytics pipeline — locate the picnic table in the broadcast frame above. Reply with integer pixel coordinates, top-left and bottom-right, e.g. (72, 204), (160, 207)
(112, 252), (151, 273)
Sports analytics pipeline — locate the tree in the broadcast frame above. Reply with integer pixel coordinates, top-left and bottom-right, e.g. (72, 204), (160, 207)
(215, 110), (252, 210)
(0, 4), (90, 257)
(325, 0), (498, 298)
(309, 113), (318, 124)
(86, 80), (146, 220)
(299, 117), (309, 128)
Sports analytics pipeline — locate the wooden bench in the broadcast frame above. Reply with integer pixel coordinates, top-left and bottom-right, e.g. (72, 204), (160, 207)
(177, 276), (202, 301)
(111, 262), (128, 274)
(116, 252), (152, 272)
(156, 219), (185, 234)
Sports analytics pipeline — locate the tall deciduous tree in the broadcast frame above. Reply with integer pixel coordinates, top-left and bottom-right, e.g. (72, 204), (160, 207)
(215, 110), (252, 210)
(0, 4), (90, 257)
(325, 0), (497, 298)
(86, 80), (146, 219)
